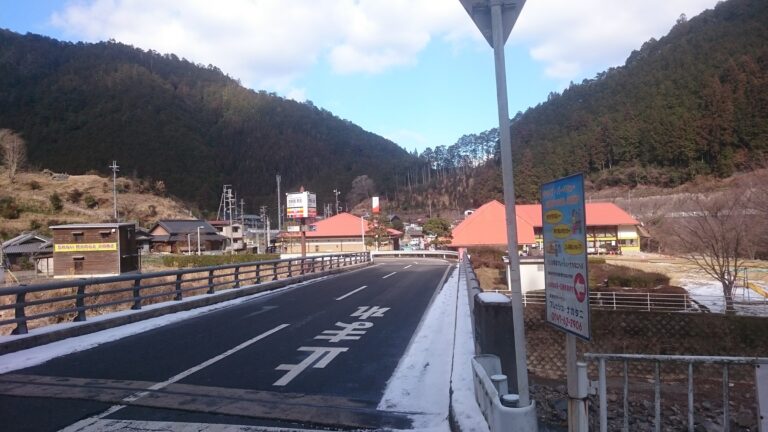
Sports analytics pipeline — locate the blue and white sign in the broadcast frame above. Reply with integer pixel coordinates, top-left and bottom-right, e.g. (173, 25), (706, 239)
(541, 174), (591, 340)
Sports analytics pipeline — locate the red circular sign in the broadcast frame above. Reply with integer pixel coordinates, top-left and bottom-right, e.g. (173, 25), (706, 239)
(573, 272), (587, 303)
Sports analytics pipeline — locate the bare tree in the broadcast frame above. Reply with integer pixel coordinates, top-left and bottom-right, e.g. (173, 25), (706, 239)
(346, 175), (376, 207)
(660, 191), (757, 313)
(0, 129), (27, 182)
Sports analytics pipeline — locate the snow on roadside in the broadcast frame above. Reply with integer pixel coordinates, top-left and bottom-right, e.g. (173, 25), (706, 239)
(378, 266), (457, 431)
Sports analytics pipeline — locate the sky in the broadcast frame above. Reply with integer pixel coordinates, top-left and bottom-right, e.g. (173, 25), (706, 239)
(0, 0), (722, 154)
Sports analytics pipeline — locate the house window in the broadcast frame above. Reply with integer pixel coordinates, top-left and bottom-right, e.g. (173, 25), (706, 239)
(72, 232), (84, 243)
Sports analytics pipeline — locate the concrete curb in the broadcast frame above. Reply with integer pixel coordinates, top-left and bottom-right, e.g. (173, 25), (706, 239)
(0, 262), (371, 356)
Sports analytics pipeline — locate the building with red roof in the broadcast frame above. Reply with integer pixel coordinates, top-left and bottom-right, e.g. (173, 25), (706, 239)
(280, 213), (402, 255)
(450, 200), (640, 253)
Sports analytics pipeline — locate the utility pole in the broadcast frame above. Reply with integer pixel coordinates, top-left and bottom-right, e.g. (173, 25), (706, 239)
(240, 198), (245, 225)
(276, 174), (282, 232)
(109, 160), (119, 222)
(260, 205), (267, 254)
(333, 189), (341, 214)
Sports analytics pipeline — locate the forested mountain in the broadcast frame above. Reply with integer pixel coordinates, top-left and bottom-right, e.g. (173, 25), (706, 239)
(398, 0), (768, 209)
(0, 30), (417, 216)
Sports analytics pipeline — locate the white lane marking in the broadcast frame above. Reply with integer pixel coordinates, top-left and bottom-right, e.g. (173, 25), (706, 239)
(382, 272), (397, 279)
(403, 265), (412, 269)
(60, 324), (289, 431)
(273, 347), (348, 386)
(335, 285), (367, 301)
(240, 305), (278, 319)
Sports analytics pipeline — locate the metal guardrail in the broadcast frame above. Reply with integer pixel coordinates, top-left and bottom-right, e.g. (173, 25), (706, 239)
(370, 250), (459, 260)
(0, 253), (369, 336)
(584, 353), (768, 432)
(489, 290), (768, 314)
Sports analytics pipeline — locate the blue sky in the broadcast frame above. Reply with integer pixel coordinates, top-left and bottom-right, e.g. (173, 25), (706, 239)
(0, 0), (721, 154)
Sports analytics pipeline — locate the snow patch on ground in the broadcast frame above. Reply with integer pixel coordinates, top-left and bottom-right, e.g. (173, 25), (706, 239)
(477, 292), (511, 304)
(681, 278), (768, 316)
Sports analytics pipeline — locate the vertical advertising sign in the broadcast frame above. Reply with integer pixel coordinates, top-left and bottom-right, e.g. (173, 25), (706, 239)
(372, 196), (380, 214)
(541, 174), (591, 340)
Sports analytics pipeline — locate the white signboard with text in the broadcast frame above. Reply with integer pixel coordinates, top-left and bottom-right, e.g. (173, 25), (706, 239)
(286, 191), (317, 219)
(541, 174), (591, 340)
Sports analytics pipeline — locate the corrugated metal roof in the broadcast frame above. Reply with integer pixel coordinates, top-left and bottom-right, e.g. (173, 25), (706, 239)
(50, 223), (135, 229)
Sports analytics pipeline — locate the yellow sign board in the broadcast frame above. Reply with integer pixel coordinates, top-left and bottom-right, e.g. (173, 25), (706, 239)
(54, 243), (118, 253)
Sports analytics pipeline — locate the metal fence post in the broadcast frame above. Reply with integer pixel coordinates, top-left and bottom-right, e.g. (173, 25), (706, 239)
(74, 281), (87, 322)
(288, 260), (293, 277)
(234, 265), (241, 288)
(272, 262), (278, 280)
(11, 290), (28, 335)
(174, 273), (183, 301)
(300, 258), (305, 275)
(256, 264), (261, 284)
(207, 269), (215, 294)
(131, 278), (142, 310)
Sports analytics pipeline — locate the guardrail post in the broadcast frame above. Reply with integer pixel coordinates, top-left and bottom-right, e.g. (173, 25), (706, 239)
(234, 266), (241, 288)
(256, 264), (262, 284)
(11, 290), (28, 335)
(174, 273), (183, 301)
(311, 257), (317, 273)
(300, 258), (305, 275)
(74, 281), (87, 322)
(272, 262), (278, 280)
(647, 292), (651, 311)
(321, 257), (325, 271)
(207, 269), (215, 294)
(288, 260), (293, 277)
(131, 278), (142, 310)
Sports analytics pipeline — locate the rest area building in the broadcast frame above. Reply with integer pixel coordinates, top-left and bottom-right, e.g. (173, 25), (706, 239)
(450, 200), (641, 254)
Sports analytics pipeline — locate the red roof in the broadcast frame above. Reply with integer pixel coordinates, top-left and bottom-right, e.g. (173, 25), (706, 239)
(450, 200), (638, 248)
(283, 213), (402, 238)
(450, 201), (536, 248)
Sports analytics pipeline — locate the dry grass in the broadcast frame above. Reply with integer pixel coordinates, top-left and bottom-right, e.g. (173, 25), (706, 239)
(0, 170), (191, 237)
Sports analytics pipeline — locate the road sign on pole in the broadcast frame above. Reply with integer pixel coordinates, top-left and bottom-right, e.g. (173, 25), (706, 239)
(459, 0), (530, 408)
(541, 173), (591, 340)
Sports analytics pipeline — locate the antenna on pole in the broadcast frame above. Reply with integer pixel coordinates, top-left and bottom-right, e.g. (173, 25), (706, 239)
(109, 160), (120, 222)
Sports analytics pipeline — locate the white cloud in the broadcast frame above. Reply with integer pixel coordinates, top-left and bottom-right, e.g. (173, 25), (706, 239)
(49, 0), (721, 93)
(513, 0), (720, 79)
(50, 0), (471, 92)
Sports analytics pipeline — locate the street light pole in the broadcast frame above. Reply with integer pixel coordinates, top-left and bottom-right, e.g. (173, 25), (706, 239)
(187, 233), (191, 255)
(360, 214), (367, 252)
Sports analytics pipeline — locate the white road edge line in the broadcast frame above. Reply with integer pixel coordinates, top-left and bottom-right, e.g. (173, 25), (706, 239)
(403, 265), (412, 269)
(335, 285), (367, 301)
(59, 323), (290, 431)
(382, 272), (397, 279)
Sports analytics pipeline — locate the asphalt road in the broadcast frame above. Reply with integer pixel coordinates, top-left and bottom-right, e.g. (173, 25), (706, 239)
(0, 258), (453, 431)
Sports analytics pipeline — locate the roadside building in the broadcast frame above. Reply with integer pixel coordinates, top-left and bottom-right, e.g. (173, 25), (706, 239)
(208, 220), (246, 252)
(51, 223), (138, 278)
(280, 213), (402, 255)
(148, 220), (226, 254)
(450, 200), (641, 254)
(1, 232), (52, 271)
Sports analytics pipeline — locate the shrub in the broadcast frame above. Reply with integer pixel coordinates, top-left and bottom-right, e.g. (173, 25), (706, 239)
(161, 254), (280, 268)
(29, 219), (42, 230)
(67, 188), (83, 203)
(49, 192), (63, 211)
(84, 194), (98, 209)
(28, 180), (41, 190)
(0, 196), (21, 219)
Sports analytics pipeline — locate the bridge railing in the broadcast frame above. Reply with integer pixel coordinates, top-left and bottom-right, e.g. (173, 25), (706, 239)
(0, 252), (369, 336)
(370, 250), (459, 260)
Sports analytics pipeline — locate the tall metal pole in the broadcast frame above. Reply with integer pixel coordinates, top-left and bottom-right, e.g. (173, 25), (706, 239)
(276, 174), (282, 232)
(490, 0), (530, 406)
(109, 160), (119, 222)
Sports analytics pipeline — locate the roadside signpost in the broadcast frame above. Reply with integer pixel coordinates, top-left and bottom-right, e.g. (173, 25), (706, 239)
(541, 173), (590, 340)
(541, 173), (591, 431)
(286, 189), (317, 257)
(458, 0), (531, 409)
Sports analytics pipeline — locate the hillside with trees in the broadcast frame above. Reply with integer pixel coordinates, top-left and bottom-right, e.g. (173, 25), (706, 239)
(0, 30), (418, 218)
(395, 0), (768, 212)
